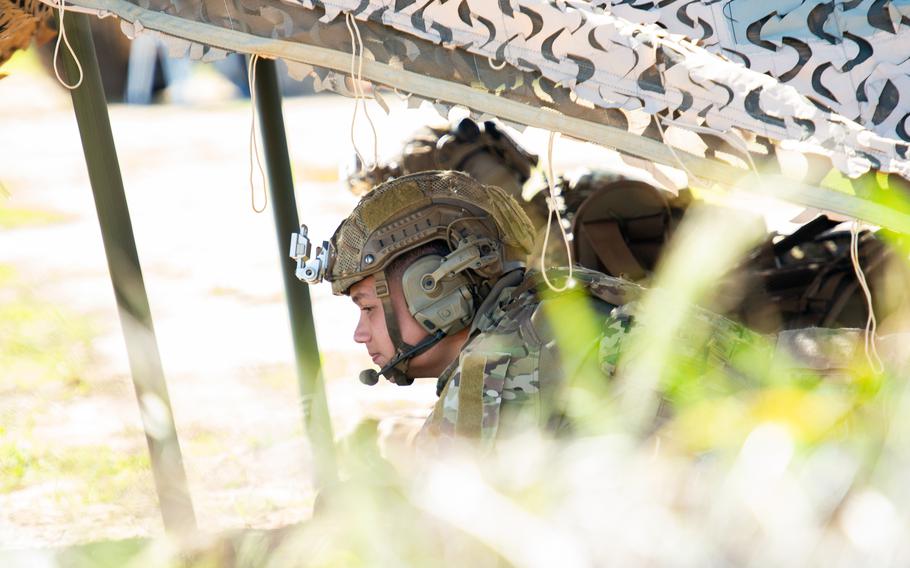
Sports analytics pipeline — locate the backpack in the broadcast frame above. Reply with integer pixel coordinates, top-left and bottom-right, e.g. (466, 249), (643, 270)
(540, 170), (907, 333)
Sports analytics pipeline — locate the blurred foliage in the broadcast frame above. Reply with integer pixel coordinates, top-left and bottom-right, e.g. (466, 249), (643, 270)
(0, 47), (42, 76)
(0, 205), (69, 229)
(0, 441), (149, 498)
(0, 264), (95, 393)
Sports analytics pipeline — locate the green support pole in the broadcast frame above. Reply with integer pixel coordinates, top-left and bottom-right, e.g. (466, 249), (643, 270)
(59, 12), (197, 533)
(252, 57), (338, 488)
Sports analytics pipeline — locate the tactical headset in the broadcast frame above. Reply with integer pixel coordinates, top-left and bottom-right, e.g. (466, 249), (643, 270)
(292, 226), (498, 386)
(357, 235), (499, 386)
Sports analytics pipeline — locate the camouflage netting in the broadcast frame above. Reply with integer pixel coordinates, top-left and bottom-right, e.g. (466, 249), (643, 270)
(329, 171), (536, 295)
(602, 0), (910, 145)
(276, 0), (910, 178)
(0, 0), (54, 70)
(36, 0), (910, 230)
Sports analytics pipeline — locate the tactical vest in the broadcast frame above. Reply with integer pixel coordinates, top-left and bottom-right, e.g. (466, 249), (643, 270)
(421, 267), (644, 445)
(418, 263), (872, 449)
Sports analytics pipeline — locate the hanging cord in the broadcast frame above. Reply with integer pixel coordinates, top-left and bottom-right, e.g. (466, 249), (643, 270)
(344, 12), (379, 172)
(850, 221), (884, 373)
(221, 0), (235, 30)
(650, 38), (761, 189)
(51, 0), (83, 90)
(539, 131), (574, 292)
(247, 53), (268, 213)
(653, 114), (706, 186)
(659, 115), (762, 179)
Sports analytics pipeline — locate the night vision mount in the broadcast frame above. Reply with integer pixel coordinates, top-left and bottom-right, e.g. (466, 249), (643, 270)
(290, 225), (332, 284)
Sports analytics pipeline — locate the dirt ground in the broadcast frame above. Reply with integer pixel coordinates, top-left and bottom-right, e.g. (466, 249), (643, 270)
(2, 49), (696, 548)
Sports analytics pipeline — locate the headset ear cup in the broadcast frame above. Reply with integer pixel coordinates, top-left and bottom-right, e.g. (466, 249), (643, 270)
(402, 256), (475, 335)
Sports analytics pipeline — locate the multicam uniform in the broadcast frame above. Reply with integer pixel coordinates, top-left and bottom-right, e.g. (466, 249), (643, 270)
(417, 267), (763, 448)
(419, 270), (553, 445)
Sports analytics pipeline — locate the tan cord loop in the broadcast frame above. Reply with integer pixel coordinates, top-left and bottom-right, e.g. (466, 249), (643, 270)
(248, 53), (268, 214)
(850, 221), (884, 373)
(539, 131), (574, 293)
(52, 0), (84, 90)
(345, 12), (379, 173)
(653, 115), (700, 185)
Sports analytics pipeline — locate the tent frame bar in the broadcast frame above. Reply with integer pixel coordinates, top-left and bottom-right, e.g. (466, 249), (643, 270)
(60, 10), (197, 534)
(252, 56), (338, 488)
(60, 12), (339, 532)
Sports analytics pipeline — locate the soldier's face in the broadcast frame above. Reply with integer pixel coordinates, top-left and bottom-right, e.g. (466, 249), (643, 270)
(351, 276), (395, 367)
(350, 276), (433, 373)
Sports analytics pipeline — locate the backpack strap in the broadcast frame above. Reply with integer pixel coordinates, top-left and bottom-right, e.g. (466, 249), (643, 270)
(576, 220), (648, 281)
(570, 180), (671, 280)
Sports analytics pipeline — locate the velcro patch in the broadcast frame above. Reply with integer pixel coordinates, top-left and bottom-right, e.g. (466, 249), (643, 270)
(360, 182), (429, 233)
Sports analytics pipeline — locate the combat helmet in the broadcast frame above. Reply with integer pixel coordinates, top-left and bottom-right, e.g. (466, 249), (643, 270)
(346, 117), (538, 204)
(291, 170), (536, 386)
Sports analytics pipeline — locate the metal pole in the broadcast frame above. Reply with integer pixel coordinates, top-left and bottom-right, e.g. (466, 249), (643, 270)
(58, 11), (197, 533)
(252, 57), (338, 488)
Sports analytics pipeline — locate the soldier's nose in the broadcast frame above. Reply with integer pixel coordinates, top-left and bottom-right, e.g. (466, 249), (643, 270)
(353, 317), (371, 344)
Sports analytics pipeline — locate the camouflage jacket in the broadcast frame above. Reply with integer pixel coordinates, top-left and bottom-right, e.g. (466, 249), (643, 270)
(415, 266), (874, 452)
(416, 267), (643, 449)
(415, 267), (772, 451)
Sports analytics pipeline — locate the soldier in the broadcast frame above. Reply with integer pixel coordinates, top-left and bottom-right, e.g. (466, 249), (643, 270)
(292, 170), (764, 449)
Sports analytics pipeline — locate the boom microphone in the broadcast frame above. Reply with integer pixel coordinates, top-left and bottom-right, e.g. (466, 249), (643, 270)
(359, 368), (380, 386)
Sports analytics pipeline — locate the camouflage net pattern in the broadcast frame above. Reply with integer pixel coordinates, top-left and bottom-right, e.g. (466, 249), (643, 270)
(329, 170), (536, 295)
(602, 0), (910, 145)
(45, 0), (910, 230)
(279, 0), (910, 180)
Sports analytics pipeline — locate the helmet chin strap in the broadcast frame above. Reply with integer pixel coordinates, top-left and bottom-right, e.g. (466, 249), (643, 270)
(359, 330), (446, 386)
(359, 272), (446, 386)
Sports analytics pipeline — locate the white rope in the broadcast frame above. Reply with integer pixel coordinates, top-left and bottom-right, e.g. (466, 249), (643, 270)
(51, 0), (84, 90)
(344, 13), (365, 170)
(247, 53), (268, 213)
(850, 221), (884, 373)
(345, 12), (379, 172)
(659, 115), (762, 179)
(221, 0), (235, 30)
(650, 39), (750, 191)
(652, 114), (706, 188)
(539, 131), (574, 292)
